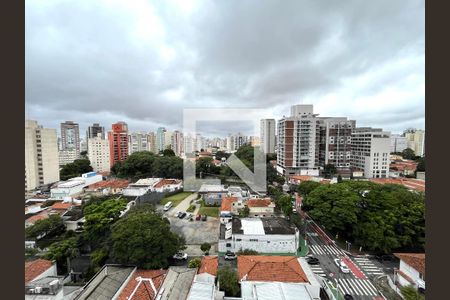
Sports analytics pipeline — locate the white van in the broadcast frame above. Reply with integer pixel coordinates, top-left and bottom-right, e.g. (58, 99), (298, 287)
(163, 201), (173, 211)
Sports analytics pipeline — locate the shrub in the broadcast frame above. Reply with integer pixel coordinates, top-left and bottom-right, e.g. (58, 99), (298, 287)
(188, 258), (202, 268)
(186, 204), (196, 212)
(237, 249), (259, 255)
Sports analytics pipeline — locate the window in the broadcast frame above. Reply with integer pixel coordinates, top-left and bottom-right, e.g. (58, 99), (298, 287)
(236, 239), (242, 242)
(249, 239), (258, 242)
(226, 243), (231, 247)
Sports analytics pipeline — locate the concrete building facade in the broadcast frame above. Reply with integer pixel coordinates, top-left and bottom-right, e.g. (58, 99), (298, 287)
(260, 119), (276, 154)
(404, 129), (425, 157)
(390, 134), (408, 153)
(171, 130), (184, 156)
(351, 127), (391, 178)
(25, 120), (60, 191)
(128, 132), (150, 154)
(60, 121), (80, 155)
(108, 122), (129, 167)
(88, 134), (111, 173)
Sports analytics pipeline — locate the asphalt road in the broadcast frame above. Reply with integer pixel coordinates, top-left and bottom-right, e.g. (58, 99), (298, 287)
(304, 217), (385, 300)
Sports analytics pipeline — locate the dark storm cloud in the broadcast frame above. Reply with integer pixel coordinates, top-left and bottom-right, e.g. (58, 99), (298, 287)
(25, 0), (424, 136)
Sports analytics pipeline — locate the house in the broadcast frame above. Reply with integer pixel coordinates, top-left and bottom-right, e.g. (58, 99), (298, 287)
(247, 198), (275, 217)
(153, 179), (183, 193)
(61, 206), (85, 231)
(220, 197), (238, 224)
(25, 259), (57, 284)
(238, 256), (321, 300)
(389, 160), (417, 176)
(122, 178), (162, 197)
(219, 217), (300, 254)
(157, 266), (197, 300)
(25, 211), (50, 228)
(227, 186), (248, 199)
(393, 253), (425, 292)
(187, 256), (222, 300)
(116, 269), (167, 300)
(369, 178), (425, 192)
(198, 184), (228, 206)
(84, 179), (130, 196)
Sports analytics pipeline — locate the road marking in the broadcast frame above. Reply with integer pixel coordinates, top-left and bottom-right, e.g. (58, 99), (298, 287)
(353, 278), (371, 296)
(362, 279), (379, 295)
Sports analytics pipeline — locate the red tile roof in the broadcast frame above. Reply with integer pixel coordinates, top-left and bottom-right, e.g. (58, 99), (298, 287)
(51, 202), (72, 210)
(117, 269), (167, 300)
(87, 179), (129, 190)
(198, 256), (218, 276)
(237, 256), (309, 283)
(26, 214), (48, 224)
(289, 175), (313, 182)
(153, 179), (181, 188)
(394, 253), (425, 275)
(25, 259), (54, 283)
(221, 197), (237, 212)
(247, 199), (273, 208)
(370, 178), (425, 192)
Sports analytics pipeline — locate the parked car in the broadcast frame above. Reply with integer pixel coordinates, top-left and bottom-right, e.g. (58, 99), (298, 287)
(201, 215), (207, 221)
(186, 213), (193, 219)
(173, 252), (188, 260)
(224, 252), (237, 260)
(306, 257), (320, 265)
(163, 201), (173, 211)
(334, 258), (350, 273)
(195, 214), (201, 221)
(178, 212), (187, 219)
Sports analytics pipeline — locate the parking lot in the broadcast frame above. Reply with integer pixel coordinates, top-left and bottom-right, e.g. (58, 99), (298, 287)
(167, 213), (220, 245)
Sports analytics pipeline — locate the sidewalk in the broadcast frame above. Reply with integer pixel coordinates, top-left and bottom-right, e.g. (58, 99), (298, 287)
(297, 235), (309, 257)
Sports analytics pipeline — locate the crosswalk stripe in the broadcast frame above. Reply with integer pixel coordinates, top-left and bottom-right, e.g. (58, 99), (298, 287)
(340, 279), (356, 295)
(347, 279), (364, 295)
(362, 266), (379, 269)
(368, 272), (384, 275)
(335, 279), (350, 295)
(365, 280), (378, 294)
(354, 279), (371, 296)
(361, 279), (378, 295)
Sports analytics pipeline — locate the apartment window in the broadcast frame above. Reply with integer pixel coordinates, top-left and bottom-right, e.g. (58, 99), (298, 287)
(226, 243), (231, 247)
(249, 239), (258, 242)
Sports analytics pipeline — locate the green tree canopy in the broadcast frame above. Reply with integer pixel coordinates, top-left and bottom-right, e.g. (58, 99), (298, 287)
(323, 164), (337, 179)
(200, 242), (211, 254)
(188, 258), (202, 268)
(402, 148), (416, 160)
(416, 157), (425, 172)
(215, 151), (230, 161)
(163, 148), (176, 156)
(26, 214), (65, 240)
(297, 181), (321, 197)
(110, 206), (185, 269)
(400, 285), (425, 300)
(217, 266), (240, 297)
(276, 194), (293, 217)
(60, 159), (93, 181)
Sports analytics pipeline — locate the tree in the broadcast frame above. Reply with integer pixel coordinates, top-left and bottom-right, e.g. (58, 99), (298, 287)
(276, 194), (293, 217)
(215, 151), (230, 161)
(297, 181), (321, 197)
(337, 175), (343, 183)
(240, 206), (250, 217)
(60, 159), (93, 180)
(197, 157), (221, 176)
(110, 206), (185, 269)
(200, 242), (211, 254)
(152, 156), (183, 179)
(323, 164), (337, 179)
(416, 157), (425, 172)
(402, 148), (416, 160)
(217, 266), (240, 297)
(163, 148), (176, 156)
(80, 151), (88, 159)
(111, 151), (156, 179)
(26, 214), (65, 239)
(400, 285), (425, 300)
(188, 258), (202, 268)
(45, 236), (80, 273)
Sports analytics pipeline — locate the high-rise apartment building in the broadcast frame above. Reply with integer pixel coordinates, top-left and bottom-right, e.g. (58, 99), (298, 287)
(317, 117), (355, 169)
(184, 134), (196, 156)
(148, 132), (157, 154)
(171, 130), (184, 156)
(108, 122), (129, 167)
(25, 120), (60, 191)
(277, 105), (320, 176)
(260, 119), (276, 154)
(156, 127), (167, 152)
(164, 131), (173, 150)
(59, 150), (79, 166)
(227, 133), (250, 152)
(128, 132), (150, 154)
(390, 134), (408, 153)
(351, 127), (391, 178)
(86, 123), (105, 140)
(88, 133), (111, 173)
(404, 129), (425, 157)
(250, 136), (261, 147)
(60, 121), (80, 155)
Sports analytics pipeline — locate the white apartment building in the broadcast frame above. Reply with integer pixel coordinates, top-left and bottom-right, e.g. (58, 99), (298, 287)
(390, 134), (408, 153)
(404, 129), (425, 157)
(227, 133), (250, 152)
(164, 130), (173, 150)
(88, 134), (111, 173)
(25, 120), (60, 191)
(183, 134), (196, 156)
(260, 119), (276, 154)
(58, 149), (80, 166)
(171, 130), (184, 156)
(277, 105), (320, 176)
(351, 127), (391, 178)
(128, 132), (150, 154)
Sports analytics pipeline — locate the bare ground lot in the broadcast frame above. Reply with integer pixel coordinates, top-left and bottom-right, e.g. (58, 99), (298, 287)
(168, 215), (220, 245)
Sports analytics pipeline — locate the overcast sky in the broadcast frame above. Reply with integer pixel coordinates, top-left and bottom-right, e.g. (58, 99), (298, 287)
(25, 0), (424, 137)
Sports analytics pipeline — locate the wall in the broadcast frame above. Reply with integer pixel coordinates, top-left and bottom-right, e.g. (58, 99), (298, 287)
(229, 233), (298, 254)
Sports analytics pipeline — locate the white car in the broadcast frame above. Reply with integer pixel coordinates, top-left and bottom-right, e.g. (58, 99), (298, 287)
(173, 252), (188, 260)
(334, 258), (350, 273)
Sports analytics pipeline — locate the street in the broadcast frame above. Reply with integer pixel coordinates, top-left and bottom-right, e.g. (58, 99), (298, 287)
(304, 214), (385, 300)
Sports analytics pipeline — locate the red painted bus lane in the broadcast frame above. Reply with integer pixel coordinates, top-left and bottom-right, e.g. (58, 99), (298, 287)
(342, 256), (367, 279)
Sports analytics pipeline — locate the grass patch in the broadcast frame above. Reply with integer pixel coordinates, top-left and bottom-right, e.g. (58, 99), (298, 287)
(186, 204), (196, 212)
(198, 206), (219, 217)
(160, 192), (193, 207)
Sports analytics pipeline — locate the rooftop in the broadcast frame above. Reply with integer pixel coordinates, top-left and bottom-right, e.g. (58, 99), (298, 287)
(241, 281), (316, 300)
(238, 256), (309, 283)
(198, 184), (227, 193)
(116, 269), (167, 300)
(87, 179), (130, 190)
(51, 202), (73, 210)
(131, 178), (162, 187)
(394, 253), (425, 275)
(232, 217), (297, 235)
(247, 198), (274, 208)
(74, 265), (135, 300)
(198, 256), (218, 277)
(369, 178), (425, 192)
(158, 267), (197, 300)
(25, 259), (54, 284)
(154, 179), (182, 188)
(220, 197), (237, 212)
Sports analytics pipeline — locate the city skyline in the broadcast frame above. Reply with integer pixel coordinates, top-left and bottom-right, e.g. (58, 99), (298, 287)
(26, 0), (424, 136)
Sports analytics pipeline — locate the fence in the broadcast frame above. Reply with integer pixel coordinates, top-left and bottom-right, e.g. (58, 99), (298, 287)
(134, 188), (183, 205)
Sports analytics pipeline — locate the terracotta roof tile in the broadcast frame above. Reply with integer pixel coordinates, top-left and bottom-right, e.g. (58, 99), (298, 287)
(116, 269), (167, 300)
(87, 179), (129, 190)
(153, 179), (181, 188)
(221, 197), (237, 212)
(51, 202), (72, 210)
(237, 256), (308, 283)
(370, 178), (425, 192)
(394, 253), (425, 275)
(26, 214), (48, 224)
(198, 256), (218, 276)
(25, 259), (54, 283)
(247, 199), (273, 208)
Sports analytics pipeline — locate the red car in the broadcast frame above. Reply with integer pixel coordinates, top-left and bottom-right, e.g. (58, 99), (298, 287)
(195, 214), (201, 221)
